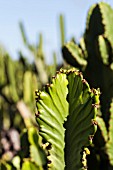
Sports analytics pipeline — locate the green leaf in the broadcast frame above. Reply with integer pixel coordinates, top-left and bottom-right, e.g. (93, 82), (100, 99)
(36, 69), (99, 170)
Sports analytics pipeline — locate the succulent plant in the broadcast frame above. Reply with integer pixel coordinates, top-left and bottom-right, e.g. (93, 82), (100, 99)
(35, 68), (100, 170)
(62, 2), (113, 169)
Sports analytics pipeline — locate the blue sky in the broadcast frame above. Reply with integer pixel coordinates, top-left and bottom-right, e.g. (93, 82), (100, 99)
(0, 0), (113, 63)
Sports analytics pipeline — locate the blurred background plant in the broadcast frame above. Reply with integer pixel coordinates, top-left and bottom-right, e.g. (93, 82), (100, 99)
(0, 13), (65, 169)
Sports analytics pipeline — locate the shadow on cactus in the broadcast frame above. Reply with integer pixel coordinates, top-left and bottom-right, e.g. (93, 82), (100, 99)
(62, 2), (113, 169)
(62, 2), (113, 123)
(35, 68), (100, 170)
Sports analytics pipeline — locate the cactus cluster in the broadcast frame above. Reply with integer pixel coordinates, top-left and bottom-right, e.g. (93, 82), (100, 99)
(1, 1), (113, 170)
(62, 2), (113, 169)
(0, 24), (57, 169)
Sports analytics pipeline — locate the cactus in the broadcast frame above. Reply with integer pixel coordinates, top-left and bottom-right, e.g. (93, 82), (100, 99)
(84, 3), (113, 121)
(5, 55), (19, 103)
(0, 21), (59, 169)
(62, 41), (87, 70)
(23, 71), (38, 107)
(0, 160), (16, 170)
(90, 100), (113, 170)
(0, 51), (7, 88)
(62, 2), (113, 123)
(59, 15), (66, 46)
(19, 127), (46, 169)
(1, 2), (113, 169)
(47, 52), (57, 81)
(19, 22), (48, 85)
(35, 68), (100, 170)
(106, 100), (113, 166)
(3, 127), (47, 169)
(22, 161), (39, 170)
(0, 53), (37, 128)
(28, 127), (46, 167)
(0, 52), (37, 166)
(62, 2), (113, 169)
